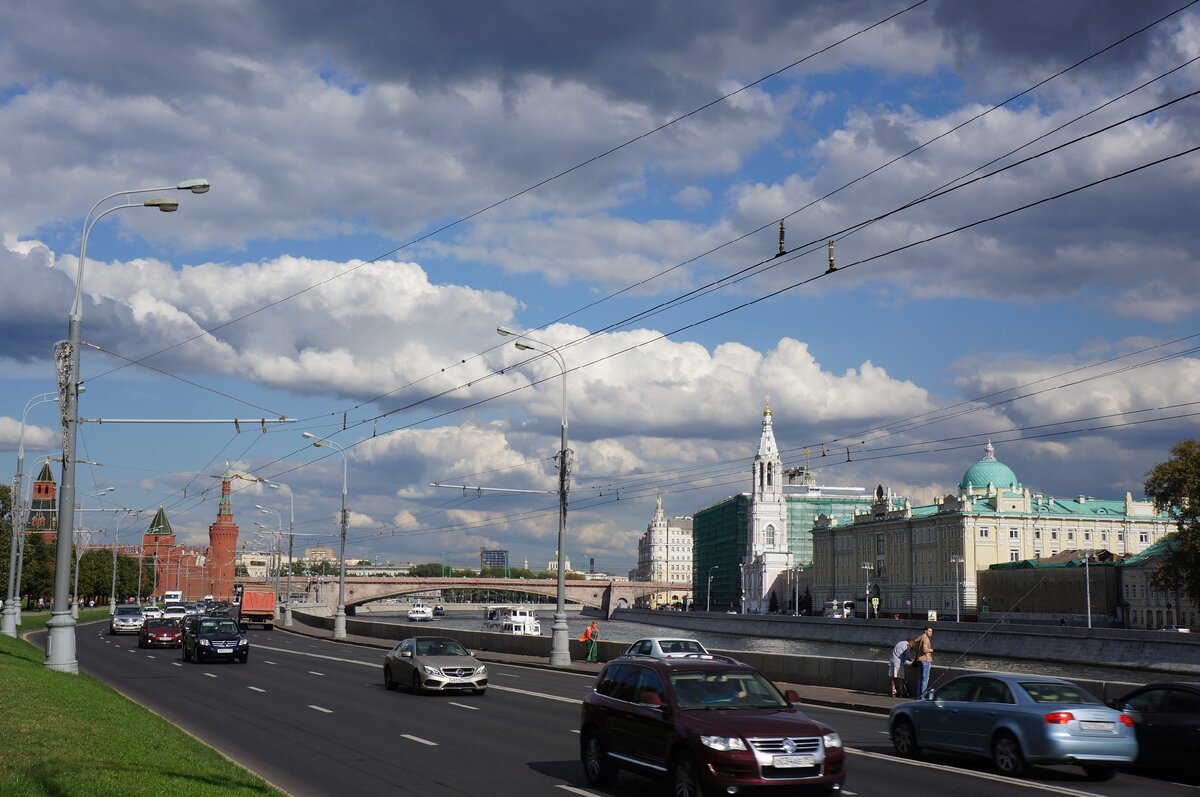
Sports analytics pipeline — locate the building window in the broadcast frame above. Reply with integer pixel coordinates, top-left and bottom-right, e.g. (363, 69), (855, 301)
(766, 525), (776, 547)
(979, 527), (990, 539)
(1009, 550), (1020, 562)
(1051, 531), (1058, 541)
(1084, 531), (1091, 543)
(1101, 531), (1108, 543)
(1009, 528), (1019, 539)
(876, 535), (885, 555)
(1034, 530), (1041, 540)
(1067, 531), (1075, 542)
(1139, 532), (1149, 544)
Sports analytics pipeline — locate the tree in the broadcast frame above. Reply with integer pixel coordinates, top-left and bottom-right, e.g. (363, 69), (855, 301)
(1144, 439), (1200, 606)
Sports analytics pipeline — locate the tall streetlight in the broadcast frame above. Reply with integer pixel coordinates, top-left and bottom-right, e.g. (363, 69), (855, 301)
(706, 565), (719, 612)
(255, 505), (283, 620)
(263, 481), (296, 627)
(110, 509), (142, 613)
(861, 562), (873, 619)
(1082, 549), (1093, 630)
(302, 432), (348, 639)
(4, 391), (58, 636)
(949, 554), (964, 623)
(49, 178), (209, 674)
(71, 487), (113, 618)
(497, 325), (572, 667)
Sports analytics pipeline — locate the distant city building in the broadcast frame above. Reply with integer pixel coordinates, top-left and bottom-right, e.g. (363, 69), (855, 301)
(481, 548), (510, 572)
(811, 442), (1172, 617)
(979, 550), (1120, 622)
(1120, 539), (1197, 630)
(632, 494), (693, 607)
(693, 401), (873, 613)
(304, 546), (337, 564)
(547, 552), (572, 573)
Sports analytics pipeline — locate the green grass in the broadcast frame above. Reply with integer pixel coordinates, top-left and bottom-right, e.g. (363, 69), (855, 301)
(0, 617), (282, 797)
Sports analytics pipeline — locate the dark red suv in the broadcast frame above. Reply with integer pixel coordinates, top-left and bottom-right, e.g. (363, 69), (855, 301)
(580, 655), (846, 795)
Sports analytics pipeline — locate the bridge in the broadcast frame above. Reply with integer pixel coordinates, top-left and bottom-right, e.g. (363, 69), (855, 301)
(301, 576), (681, 618)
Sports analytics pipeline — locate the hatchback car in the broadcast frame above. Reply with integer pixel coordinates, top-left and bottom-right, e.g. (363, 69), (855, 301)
(1110, 681), (1200, 776)
(141, 604), (164, 619)
(109, 605), (144, 635)
(889, 673), (1136, 780)
(139, 618), (183, 648)
(581, 655), (845, 795)
(383, 636), (487, 695)
(182, 616), (249, 663)
(622, 637), (713, 659)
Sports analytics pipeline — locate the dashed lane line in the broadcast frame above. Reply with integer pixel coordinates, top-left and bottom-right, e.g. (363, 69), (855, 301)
(203, 673), (218, 678)
(248, 686), (266, 693)
(146, 655), (156, 659)
(401, 734), (436, 746)
(308, 671), (325, 676)
(556, 786), (600, 797)
(308, 705), (333, 713)
(172, 662), (182, 667)
(844, 747), (1103, 796)
(448, 702), (479, 711)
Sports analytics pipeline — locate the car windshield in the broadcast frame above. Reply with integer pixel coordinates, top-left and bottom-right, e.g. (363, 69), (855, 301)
(115, 607), (140, 616)
(147, 619), (179, 628)
(202, 620), (240, 635)
(416, 639), (468, 657)
(670, 670), (787, 709)
(1019, 681), (1102, 705)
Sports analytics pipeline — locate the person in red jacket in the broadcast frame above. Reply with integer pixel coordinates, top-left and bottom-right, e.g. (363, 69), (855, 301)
(582, 620), (600, 662)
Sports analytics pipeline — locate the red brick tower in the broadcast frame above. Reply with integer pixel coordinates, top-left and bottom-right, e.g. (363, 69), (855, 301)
(26, 458), (59, 541)
(205, 469), (240, 601)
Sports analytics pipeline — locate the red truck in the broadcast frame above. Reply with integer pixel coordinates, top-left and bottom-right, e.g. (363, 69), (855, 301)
(238, 584), (276, 630)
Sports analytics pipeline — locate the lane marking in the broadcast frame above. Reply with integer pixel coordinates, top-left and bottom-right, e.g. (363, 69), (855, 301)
(570, 729), (580, 734)
(146, 655), (156, 659)
(401, 734), (436, 746)
(496, 672), (520, 678)
(203, 673), (217, 678)
(844, 747), (1103, 796)
(490, 684), (580, 704)
(264, 660), (277, 665)
(172, 662), (182, 667)
(308, 705), (333, 713)
(307, 670), (325, 676)
(248, 686), (266, 693)
(557, 786), (601, 796)
(449, 702), (479, 711)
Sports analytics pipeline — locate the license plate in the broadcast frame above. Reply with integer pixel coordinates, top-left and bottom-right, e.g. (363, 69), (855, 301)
(1079, 721), (1113, 732)
(216, 648), (233, 654)
(773, 755), (816, 768)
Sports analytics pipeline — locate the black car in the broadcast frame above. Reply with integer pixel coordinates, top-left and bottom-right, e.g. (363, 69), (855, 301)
(182, 616), (249, 663)
(1110, 681), (1200, 777)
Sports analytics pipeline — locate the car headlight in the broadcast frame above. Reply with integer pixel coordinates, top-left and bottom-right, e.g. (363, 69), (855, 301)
(238, 638), (248, 645)
(823, 732), (843, 749)
(701, 736), (747, 752)
(199, 639), (211, 646)
(476, 665), (487, 677)
(422, 665), (442, 676)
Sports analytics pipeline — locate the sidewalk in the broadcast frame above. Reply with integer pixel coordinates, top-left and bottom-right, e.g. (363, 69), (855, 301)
(276, 619), (902, 716)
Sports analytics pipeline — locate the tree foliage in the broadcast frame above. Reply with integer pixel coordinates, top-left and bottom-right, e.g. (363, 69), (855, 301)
(1143, 438), (1200, 606)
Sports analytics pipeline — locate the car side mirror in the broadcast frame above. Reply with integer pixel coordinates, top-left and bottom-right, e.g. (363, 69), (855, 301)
(401, 650), (412, 658)
(785, 689), (800, 705)
(640, 691), (663, 708)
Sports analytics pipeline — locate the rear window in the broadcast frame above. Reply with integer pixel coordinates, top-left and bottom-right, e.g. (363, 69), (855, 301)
(1019, 682), (1101, 705)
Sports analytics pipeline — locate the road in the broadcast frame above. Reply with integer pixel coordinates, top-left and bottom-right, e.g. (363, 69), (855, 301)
(63, 623), (1197, 797)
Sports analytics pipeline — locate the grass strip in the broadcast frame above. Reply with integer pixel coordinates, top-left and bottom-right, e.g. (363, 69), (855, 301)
(0, 614), (283, 797)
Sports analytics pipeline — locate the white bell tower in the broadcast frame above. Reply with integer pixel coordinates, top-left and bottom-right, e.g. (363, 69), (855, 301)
(745, 398), (791, 613)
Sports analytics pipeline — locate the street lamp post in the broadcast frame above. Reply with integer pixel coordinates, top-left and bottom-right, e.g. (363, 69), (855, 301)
(739, 563), (745, 614)
(264, 481), (295, 627)
(303, 433), (348, 639)
(48, 178), (209, 674)
(1083, 549), (1093, 630)
(255, 505), (283, 621)
(949, 554), (964, 623)
(4, 391), (57, 636)
(497, 325), (572, 667)
(861, 562), (873, 619)
(706, 565), (718, 612)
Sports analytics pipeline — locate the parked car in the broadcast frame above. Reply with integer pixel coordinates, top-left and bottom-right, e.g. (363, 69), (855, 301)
(139, 618), (183, 648)
(182, 616), (249, 663)
(621, 637), (713, 659)
(1109, 681), (1200, 776)
(109, 605), (144, 635)
(581, 655), (845, 794)
(383, 636), (487, 695)
(1157, 626), (1192, 633)
(889, 673), (1136, 780)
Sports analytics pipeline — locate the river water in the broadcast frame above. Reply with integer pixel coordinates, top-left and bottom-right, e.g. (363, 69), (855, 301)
(366, 609), (1150, 684)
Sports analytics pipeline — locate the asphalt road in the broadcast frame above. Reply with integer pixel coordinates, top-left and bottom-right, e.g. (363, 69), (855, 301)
(61, 623), (1198, 797)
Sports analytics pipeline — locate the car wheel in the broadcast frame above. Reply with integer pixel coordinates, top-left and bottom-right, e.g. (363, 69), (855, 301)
(891, 717), (921, 757)
(384, 664), (397, 691)
(581, 729), (618, 787)
(411, 671), (423, 695)
(1082, 765), (1118, 781)
(992, 732), (1026, 777)
(671, 752), (710, 797)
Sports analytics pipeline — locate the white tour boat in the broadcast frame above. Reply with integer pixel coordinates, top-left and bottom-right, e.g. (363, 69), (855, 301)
(407, 603), (434, 622)
(482, 605), (542, 635)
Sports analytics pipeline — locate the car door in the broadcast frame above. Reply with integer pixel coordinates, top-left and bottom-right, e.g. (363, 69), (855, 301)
(953, 677), (1016, 755)
(1120, 686), (1169, 767)
(391, 639), (416, 683)
(621, 667), (673, 770)
(1156, 688), (1200, 767)
(915, 677), (979, 750)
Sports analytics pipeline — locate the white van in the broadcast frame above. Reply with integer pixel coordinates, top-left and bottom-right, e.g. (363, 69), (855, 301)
(163, 590), (183, 604)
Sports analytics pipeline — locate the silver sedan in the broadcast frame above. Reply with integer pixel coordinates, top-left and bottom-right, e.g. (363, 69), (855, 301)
(383, 636), (488, 695)
(889, 673), (1137, 781)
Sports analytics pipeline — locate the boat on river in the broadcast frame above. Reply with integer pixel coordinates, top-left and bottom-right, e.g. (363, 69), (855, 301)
(407, 604), (434, 622)
(483, 605), (542, 635)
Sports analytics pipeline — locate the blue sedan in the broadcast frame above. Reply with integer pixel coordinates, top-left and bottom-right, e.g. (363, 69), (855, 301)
(889, 673), (1137, 781)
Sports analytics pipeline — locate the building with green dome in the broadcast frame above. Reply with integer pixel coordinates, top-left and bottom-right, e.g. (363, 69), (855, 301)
(810, 441), (1171, 618)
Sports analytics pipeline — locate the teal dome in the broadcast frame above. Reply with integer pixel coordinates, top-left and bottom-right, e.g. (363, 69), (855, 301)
(959, 442), (1019, 492)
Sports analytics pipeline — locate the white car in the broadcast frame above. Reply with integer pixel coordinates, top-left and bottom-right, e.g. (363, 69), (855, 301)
(1158, 625), (1191, 633)
(142, 605), (164, 619)
(162, 604), (188, 620)
(621, 637), (713, 659)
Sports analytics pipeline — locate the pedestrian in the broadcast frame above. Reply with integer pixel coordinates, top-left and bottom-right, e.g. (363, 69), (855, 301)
(888, 639), (911, 697)
(582, 620), (600, 663)
(910, 626), (934, 697)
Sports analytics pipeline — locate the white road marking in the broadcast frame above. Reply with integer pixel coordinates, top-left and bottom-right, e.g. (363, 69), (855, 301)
(496, 672), (520, 677)
(490, 684), (579, 704)
(307, 670), (325, 676)
(263, 660), (277, 665)
(203, 673), (217, 678)
(401, 734), (436, 746)
(448, 702), (479, 711)
(570, 729), (581, 734)
(556, 786), (601, 797)
(844, 747), (1104, 796)
(128, 648), (137, 652)
(308, 704), (333, 713)
(146, 655), (156, 659)
(248, 686), (266, 693)
(172, 662), (182, 667)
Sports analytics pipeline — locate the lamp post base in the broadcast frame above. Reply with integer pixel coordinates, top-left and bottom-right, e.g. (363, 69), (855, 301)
(548, 612), (571, 667)
(44, 611), (78, 673)
(1, 599), (17, 637)
(71, 603), (80, 620)
(332, 607), (347, 639)
(284, 604), (293, 627)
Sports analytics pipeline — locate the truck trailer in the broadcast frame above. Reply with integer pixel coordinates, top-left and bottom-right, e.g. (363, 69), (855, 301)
(238, 584), (276, 630)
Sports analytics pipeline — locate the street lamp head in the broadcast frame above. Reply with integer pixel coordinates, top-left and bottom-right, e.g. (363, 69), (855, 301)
(143, 198), (179, 212)
(176, 178), (211, 194)
(514, 342), (535, 351)
(496, 325), (518, 337)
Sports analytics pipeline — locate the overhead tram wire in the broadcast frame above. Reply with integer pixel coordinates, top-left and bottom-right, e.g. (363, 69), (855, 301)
(294, 38), (1200, 432)
(85, 1), (932, 390)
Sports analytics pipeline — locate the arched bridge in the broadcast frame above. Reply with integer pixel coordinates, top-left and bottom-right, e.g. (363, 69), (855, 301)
(302, 577), (680, 618)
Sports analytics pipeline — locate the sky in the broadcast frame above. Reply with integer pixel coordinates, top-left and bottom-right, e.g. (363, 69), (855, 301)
(2, 0), (1199, 576)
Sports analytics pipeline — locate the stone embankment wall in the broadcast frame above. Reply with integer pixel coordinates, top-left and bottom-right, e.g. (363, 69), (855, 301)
(292, 611), (1145, 701)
